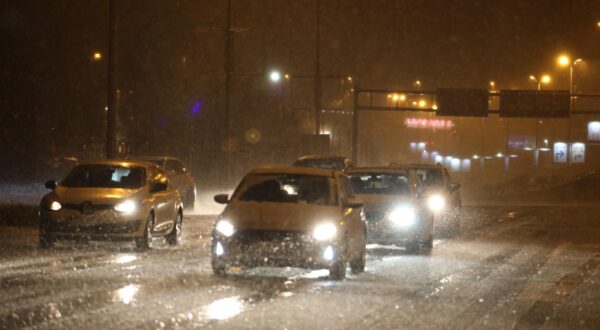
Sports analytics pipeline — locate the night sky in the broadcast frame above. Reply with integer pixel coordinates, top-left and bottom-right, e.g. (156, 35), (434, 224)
(1, 0), (599, 181)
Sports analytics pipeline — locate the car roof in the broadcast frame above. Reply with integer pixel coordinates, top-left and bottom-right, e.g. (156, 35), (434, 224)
(77, 159), (158, 168)
(250, 166), (338, 177)
(295, 155), (349, 161)
(346, 167), (409, 175)
(134, 156), (182, 162)
(393, 163), (445, 170)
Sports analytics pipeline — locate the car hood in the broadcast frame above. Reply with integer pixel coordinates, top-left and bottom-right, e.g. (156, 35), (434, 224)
(221, 201), (341, 232)
(355, 194), (415, 213)
(49, 186), (142, 204)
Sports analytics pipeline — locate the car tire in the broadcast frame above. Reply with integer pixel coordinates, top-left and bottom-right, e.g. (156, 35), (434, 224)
(329, 259), (346, 280)
(404, 237), (420, 253)
(136, 212), (154, 250)
(184, 190), (195, 210)
(166, 211), (183, 246)
(39, 233), (55, 249)
(350, 245), (366, 274)
(422, 235), (433, 249)
(211, 258), (227, 277)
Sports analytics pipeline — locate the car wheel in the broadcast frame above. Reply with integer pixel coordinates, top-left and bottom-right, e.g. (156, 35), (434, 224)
(329, 259), (346, 280)
(404, 237), (420, 253)
(39, 233), (55, 249)
(350, 244), (366, 274)
(136, 212), (154, 250)
(211, 257), (227, 277)
(166, 211), (183, 246)
(184, 190), (195, 210)
(422, 235), (434, 249)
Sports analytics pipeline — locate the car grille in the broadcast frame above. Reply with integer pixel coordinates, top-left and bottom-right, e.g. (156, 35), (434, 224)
(62, 202), (113, 214)
(47, 220), (141, 234)
(230, 230), (313, 256)
(365, 211), (385, 222)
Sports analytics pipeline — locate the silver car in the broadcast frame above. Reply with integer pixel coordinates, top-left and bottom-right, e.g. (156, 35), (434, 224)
(346, 167), (434, 252)
(136, 156), (197, 210)
(395, 163), (462, 228)
(38, 160), (184, 249)
(211, 166), (366, 280)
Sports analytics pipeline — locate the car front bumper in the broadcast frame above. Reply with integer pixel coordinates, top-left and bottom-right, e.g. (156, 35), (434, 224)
(39, 209), (145, 240)
(211, 230), (342, 269)
(366, 221), (422, 245)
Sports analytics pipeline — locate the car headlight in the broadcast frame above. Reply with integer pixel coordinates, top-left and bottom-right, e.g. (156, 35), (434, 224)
(388, 207), (416, 228)
(49, 201), (62, 211)
(215, 220), (235, 237)
(114, 200), (136, 214)
(313, 223), (337, 241)
(427, 195), (446, 212)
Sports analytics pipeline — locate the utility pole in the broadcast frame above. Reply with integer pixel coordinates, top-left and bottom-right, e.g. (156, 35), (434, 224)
(314, 0), (321, 135)
(224, 0), (233, 184)
(106, 0), (118, 159)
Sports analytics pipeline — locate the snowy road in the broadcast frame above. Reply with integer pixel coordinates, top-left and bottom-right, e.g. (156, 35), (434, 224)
(1, 206), (599, 329)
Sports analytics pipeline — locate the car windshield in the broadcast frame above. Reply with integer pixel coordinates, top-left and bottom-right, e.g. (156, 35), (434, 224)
(348, 173), (410, 195)
(233, 173), (335, 205)
(293, 159), (345, 170)
(414, 168), (444, 188)
(61, 165), (146, 189)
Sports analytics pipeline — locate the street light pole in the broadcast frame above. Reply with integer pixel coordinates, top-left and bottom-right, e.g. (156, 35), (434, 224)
(106, 0), (118, 159)
(314, 0), (321, 135)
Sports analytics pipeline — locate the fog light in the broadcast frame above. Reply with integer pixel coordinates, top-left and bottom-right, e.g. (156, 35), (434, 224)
(323, 245), (334, 260)
(215, 242), (224, 256)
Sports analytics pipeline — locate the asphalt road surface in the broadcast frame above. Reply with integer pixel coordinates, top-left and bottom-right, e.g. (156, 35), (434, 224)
(1, 205), (599, 329)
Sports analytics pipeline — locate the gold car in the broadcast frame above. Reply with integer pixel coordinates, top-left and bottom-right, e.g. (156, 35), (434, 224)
(346, 167), (434, 252)
(211, 166), (366, 280)
(38, 160), (184, 249)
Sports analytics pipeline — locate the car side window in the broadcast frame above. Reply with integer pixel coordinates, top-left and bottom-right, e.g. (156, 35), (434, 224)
(166, 160), (186, 175)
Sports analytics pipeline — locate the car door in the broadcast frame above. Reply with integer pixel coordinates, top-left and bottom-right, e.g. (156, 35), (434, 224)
(150, 167), (177, 232)
(165, 159), (189, 197)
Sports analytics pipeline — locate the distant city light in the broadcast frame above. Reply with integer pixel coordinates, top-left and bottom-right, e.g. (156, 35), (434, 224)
(93, 52), (102, 61)
(405, 118), (455, 130)
(269, 70), (281, 82)
(588, 121), (600, 141)
(461, 159), (471, 172)
(418, 100), (427, 108)
(191, 100), (203, 115)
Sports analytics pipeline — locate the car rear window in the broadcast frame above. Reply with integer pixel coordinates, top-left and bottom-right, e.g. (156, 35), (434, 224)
(348, 173), (410, 195)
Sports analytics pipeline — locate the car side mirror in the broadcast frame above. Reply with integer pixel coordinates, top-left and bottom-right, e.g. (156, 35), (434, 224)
(343, 197), (363, 209)
(150, 182), (168, 193)
(449, 182), (461, 193)
(45, 180), (57, 190)
(214, 194), (229, 204)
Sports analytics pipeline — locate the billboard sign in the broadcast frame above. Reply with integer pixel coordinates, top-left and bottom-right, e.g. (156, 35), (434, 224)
(500, 90), (570, 118)
(570, 143), (585, 163)
(553, 142), (568, 163)
(588, 121), (600, 142)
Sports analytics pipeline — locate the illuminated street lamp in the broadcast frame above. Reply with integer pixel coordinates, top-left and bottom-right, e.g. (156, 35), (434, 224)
(414, 80), (421, 89)
(92, 51), (102, 61)
(269, 70), (281, 83)
(489, 81), (496, 91)
(529, 74), (551, 90)
(556, 54), (583, 110)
